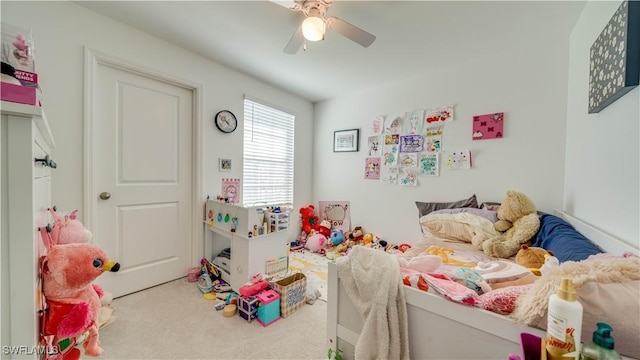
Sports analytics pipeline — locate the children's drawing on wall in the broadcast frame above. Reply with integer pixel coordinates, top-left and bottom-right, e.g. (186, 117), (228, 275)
(367, 135), (382, 156)
(399, 135), (424, 153)
(424, 126), (443, 152)
(424, 125), (443, 138)
(446, 150), (472, 170)
(399, 153), (418, 167)
(319, 201), (351, 233)
(399, 168), (418, 186)
(472, 112), (504, 140)
(381, 167), (398, 185)
(364, 157), (381, 179)
(385, 116), (402, 134)
(424, 105), (454, 127)
(383, 144), (398, 167)
(370, 116), (385, 135)
(384, 133), (399, 145)
(424, 137), (442, 152)
(403, 110), (424, 134)
(419, 152), (439, 176)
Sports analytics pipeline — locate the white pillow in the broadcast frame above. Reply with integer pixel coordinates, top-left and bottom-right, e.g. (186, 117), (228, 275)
(420, 212), (500, 244)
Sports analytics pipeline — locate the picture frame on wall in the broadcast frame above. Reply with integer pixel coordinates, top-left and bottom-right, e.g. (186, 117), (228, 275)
(219, 158), (231, 172)
(588, 0), (639, 113)
(333, 129), (360, 152)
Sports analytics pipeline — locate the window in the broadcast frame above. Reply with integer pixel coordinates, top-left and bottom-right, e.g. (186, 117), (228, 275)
(243, 97), (295, 207)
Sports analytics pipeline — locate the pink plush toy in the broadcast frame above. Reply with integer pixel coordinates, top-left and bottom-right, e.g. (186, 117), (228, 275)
(47, 208), (92, 245)
(304, 232), (327, 253)
(39, 226), (119, 357)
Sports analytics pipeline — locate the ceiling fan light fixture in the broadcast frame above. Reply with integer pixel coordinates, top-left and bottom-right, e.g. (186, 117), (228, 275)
(302, 16), (325, 42)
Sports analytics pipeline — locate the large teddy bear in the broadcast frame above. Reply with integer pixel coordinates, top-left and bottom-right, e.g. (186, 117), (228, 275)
(481, 190), (541, 258)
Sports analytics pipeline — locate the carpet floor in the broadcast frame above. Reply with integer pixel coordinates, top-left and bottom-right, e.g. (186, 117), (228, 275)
(98, 278), (328, 359)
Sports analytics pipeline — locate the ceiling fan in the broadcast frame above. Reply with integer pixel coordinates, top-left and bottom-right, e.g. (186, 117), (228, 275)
(272, 0), (376, 54)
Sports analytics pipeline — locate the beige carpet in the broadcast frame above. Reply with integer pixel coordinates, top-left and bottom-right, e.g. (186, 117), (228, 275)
(288, 250), (330, 302)
(98, 278), (327, 359)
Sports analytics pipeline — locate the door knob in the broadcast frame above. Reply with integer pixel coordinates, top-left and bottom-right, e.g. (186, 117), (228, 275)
(99, 192), (111, 200)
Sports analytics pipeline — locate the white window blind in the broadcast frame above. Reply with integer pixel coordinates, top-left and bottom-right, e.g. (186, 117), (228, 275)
(243, 98), (295, 207)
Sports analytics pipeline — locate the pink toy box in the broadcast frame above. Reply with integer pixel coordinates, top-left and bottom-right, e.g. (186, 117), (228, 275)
(256, 290), (280, 327)
(1, 82), (41, 106)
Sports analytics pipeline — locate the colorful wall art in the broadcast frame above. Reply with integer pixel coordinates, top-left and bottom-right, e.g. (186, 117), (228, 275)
(472, 112), (504, 140)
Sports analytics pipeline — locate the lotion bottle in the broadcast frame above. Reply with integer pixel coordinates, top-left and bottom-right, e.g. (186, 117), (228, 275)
(580, 322), (622, 360)
(546, 277), (583, 360)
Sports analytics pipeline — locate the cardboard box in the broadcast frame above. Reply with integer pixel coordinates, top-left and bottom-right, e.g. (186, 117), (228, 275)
(273, 273), (306, 318)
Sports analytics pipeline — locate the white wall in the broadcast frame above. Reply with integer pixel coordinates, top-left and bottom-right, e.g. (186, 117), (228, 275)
(564, 1), (639, 248)
(1, 1), (314, 230)
(314, 26), (571, 244)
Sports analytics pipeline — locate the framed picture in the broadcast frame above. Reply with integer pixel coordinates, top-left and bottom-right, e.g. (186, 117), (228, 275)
(333, 129), (360, 152)
(219, 158), (231, 172)
(588, 0), (639, 113)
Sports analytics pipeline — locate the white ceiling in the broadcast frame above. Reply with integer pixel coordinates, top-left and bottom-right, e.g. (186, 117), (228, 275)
(76, 1), (586, 103)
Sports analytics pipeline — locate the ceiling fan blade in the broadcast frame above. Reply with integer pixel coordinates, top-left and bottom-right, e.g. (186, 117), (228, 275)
(283, 25), (304, 54)
(326, 16), (376, 48)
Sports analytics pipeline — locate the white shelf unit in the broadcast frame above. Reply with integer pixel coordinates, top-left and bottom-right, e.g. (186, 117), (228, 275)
(269, 212), (290, 233)
(1, 101), (56, 359)
(203, 201), (290, 291)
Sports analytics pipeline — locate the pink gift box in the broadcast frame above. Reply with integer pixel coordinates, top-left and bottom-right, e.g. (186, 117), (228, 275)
(1, 82), (41, 106)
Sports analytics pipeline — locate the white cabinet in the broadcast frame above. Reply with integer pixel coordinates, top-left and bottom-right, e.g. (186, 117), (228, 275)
(269, 212), (290, 233)
(1, 101), (56, 359)
(204, 201), (290, 291)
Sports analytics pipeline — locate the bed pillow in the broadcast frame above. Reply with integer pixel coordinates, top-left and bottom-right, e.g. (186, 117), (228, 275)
(420, 212), (500, 243)
(415, 194), (479, 218)
(480, 201), (501, 212)
(532, 214), (602, 262)
(430, 207), (498, 223)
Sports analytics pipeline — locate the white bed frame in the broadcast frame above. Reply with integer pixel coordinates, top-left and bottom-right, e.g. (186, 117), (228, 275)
(326, 210), (639, 360)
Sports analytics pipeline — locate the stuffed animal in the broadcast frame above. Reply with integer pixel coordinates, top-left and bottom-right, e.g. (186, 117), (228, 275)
(304, 232), (326, 253)
(515, 245), (554, 275)
(327, 230), (344, 247)
(326, 243), (348, 260)
(347, 226), (364, 242)
(299, 205), (320, 234)
(481, 191), (541, 258)
(39, 226), (120, 357)
(46, 207), (92, 245)
(318, 219), (332, 238)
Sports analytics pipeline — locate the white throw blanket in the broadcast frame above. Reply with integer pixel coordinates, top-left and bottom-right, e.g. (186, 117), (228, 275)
(336, 246), (410, 360)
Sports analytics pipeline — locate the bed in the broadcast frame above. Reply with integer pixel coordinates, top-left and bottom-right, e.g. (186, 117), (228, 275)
(326, 209), (640, 360)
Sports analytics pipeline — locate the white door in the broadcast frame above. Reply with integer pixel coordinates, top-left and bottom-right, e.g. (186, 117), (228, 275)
(89, 58), (194, 298)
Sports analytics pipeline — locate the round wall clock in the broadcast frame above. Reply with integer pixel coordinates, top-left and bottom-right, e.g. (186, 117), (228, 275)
(214, 110), (237, 133)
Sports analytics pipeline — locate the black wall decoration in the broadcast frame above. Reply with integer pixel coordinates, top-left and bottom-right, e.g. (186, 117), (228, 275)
(588, 0), (639, 114)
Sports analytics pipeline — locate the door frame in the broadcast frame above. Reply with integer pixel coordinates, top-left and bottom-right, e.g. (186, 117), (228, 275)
(83, 47), (204, 268)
